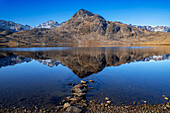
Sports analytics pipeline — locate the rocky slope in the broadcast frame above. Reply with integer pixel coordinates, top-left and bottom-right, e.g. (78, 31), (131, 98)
(130, 24), (170, 32)
(0, 20), (32, 32)
(35, 20), (60, 29)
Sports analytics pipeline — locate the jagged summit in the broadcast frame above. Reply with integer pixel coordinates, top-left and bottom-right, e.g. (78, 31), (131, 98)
(73, 9), (95, 17)
(72, 9), (105, 20)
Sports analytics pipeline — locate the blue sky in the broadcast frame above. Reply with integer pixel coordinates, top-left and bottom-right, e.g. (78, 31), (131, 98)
(0, 0), (170, 27)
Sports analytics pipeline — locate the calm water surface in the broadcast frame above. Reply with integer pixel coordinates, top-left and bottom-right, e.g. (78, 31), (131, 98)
(0, 46), (170, 108)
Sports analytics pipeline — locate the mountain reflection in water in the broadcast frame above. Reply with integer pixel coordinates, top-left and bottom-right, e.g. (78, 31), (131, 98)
(0, 47), (170, 108)
(1, 47), (170, 78)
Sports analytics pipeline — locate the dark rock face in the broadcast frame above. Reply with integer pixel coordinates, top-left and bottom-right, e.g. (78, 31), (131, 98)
(4, 9), (163, 46)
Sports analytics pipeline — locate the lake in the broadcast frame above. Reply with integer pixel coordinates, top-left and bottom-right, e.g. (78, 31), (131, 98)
(0, 46), (170, 109)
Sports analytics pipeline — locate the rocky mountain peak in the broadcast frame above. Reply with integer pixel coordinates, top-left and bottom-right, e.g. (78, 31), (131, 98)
(73, 9), (95, 18)
(72, 9), (105, 20)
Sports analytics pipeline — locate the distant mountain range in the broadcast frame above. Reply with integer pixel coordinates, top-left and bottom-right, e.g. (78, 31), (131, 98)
(0, 9), (170, 46)
(0, 20), (32, 32)
(129, 24), (170, 32)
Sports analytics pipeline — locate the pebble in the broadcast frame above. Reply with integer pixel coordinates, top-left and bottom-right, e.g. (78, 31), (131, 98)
(164, 97), (169, 101)
(162, 95), (166, 97)
(81, 80), (86, 84)
(65, 96), (71, 100)
(89, 80), (94, 83)
(133, 101), (136, 105)
(101, 102), (104, 106)
(68, 83), (75, 86)
(18, 98), (26, 102)
(66, 106), (82, 113)
(63, 103), (71, 109)
(166, 104), (170, 109)
(69, 98), (78, 102)
(141, 100), (147, 103)
(105, 103), (109, 107)
(105, 97), (109, 101)
(88, 87), (94, 89)
(107, 101), (111, 105)
(71, 93), (86, 97)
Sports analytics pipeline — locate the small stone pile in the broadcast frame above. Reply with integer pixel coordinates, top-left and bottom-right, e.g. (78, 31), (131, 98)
(57, 80), (90, 113)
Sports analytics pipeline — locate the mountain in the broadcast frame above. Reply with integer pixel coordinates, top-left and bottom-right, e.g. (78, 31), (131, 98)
(35, 20), (60, 29)
(0, 20), (32, 33)
(130, 24), (170, 32)
(1, 9), (170, 47)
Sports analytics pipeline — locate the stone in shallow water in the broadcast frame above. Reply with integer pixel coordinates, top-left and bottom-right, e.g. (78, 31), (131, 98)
(133, 101), (136, 105)
(89, 80), (94, 83)
(162, 95), (166, 97)
(71, 93), (86, 97)
(107, 101), (111, 104)
(164, 97), (169, 101)
(105, 97), (109, 101)
(81, 80), (87, 84)
(141, 100), (147, 104)
(88, 87), (94, 89)
(66, 106), (82, 113)
(63, 103), (71, 109)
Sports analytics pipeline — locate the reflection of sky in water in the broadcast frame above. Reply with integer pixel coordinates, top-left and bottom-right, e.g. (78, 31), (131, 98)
(0, 47), (71, 51)
(0, 59), (170, 107)
(83, 59), (170, 104)
(0, 47), (170, 108)
(0, 46), (151, 51)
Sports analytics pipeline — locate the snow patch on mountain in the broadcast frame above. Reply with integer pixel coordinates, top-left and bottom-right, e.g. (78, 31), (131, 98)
(35, 20), (60, 29)
(0, 20), (32, 32)
(129, 24), (170, 32)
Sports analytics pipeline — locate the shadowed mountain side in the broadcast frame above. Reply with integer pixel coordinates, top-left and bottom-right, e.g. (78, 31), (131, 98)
(2, 9), (170, 47)
(1, 47), (170, 78)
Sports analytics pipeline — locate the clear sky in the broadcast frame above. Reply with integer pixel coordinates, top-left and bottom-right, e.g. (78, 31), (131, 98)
(0, 0), (170, 27)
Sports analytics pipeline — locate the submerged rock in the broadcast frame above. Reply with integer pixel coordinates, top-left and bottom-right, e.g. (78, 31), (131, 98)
(88, 87), (94, 89)
(71, 93), (86, 97)
(63, 103), (71, 109)
(107, 101), (111, 104)
(81, 80), (86, 84)
(66, 106), (82, 113)
(133, 101), (136, 105)
(89, 80), (94, 83)
(164, 97), (169, 101)
(105, 97), (109, 101)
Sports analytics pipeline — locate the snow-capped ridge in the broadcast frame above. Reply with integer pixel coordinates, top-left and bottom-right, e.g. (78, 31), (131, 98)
(129, 24), (170, 32)
(0, 20), (32, 32)
(35, 20), (60, 29)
